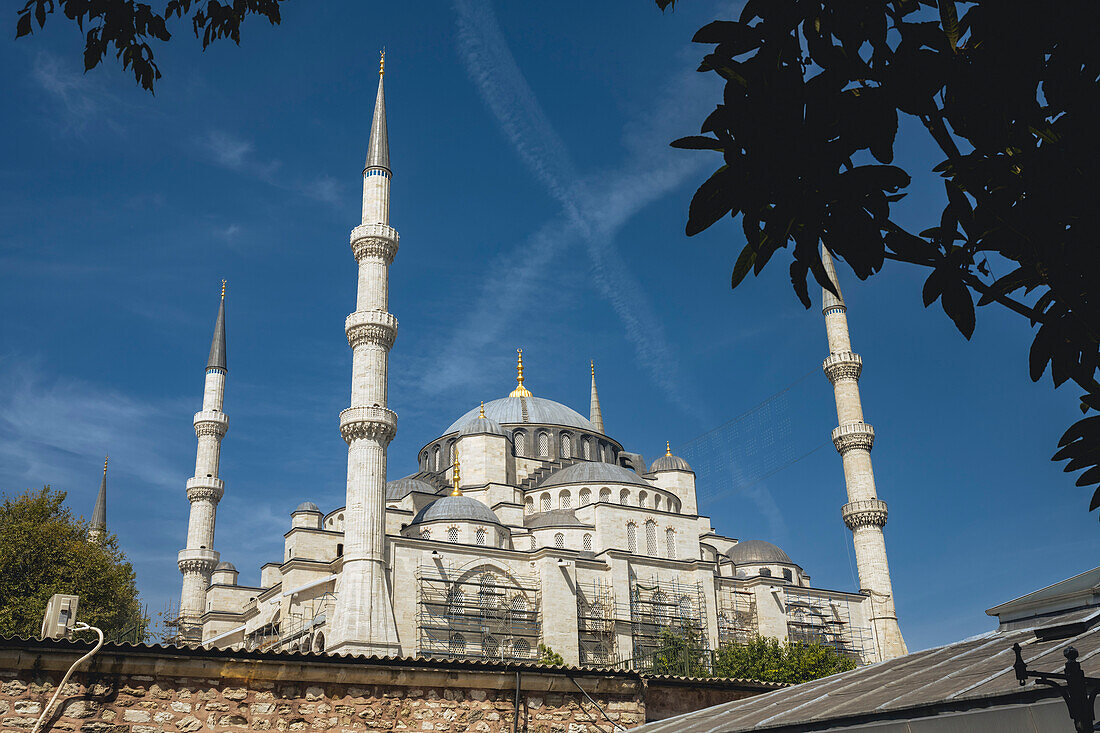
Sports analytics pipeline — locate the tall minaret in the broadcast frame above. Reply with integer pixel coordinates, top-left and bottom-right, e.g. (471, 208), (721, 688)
(177, 281), (228, 643)
(820, 247), (907, 661)
(328, 51), (400, 655)
(89, 455), (108, 542)
(589, 360), (605, 434)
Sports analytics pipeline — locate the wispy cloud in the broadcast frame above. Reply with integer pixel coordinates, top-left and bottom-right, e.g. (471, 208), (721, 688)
(31, 52), (121, 133)
(198, 131), (343, 205)
(446, 0), (715, 412)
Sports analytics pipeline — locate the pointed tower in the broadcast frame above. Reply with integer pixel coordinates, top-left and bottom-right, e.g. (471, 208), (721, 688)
(589, 360), (605, 434)
(329, 51), (401, 655)
(89, 456), (108, 542)
(177, 281), (229, 643)
(820, 247), (907, 660)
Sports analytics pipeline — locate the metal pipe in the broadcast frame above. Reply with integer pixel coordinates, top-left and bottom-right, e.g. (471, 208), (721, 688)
(512, 670), (521, 733)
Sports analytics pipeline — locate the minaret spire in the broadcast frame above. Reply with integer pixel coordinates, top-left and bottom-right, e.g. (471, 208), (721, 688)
(177, 283), (230, 643)
(330, 52), (401, 655)
(820, 246), (907, 661)
(509, 349), (532, 398)
(89, 455), (108, 542)
(589, 360), (605, 434)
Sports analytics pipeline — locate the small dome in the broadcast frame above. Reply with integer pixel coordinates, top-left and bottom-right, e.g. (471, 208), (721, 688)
(458, 414), (506, 437)
(411, 495), (502, 526)
(214, 561), (237, 572)
(537, 462), (650, 489)
(293, 501), (321, 514)
(386, 477), (436, 501)
(727, 540), (792, 565)
(651, 452), (691, 473)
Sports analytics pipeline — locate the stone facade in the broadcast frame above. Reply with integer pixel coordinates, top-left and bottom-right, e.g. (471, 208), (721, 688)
(0, 638), (775, 732)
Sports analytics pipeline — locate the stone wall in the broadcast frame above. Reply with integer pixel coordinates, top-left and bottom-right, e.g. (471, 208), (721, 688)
(0, 639), (777, 733)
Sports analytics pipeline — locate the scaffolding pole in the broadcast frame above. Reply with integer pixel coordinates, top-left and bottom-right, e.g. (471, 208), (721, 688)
(716, 583), (757, 645)
(576, 580), (617, 666)
(783, 587), (872, 663)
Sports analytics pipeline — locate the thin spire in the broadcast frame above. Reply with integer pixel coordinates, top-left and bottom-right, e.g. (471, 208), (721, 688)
(820, 246), (845, 312)
(90, 455), (107, 541)
(665, 441), (672, 457)
(365, 50), (390, 172)
(589, 360), (605, 434)
(207, 281), (227, 372)
(509, 349), (532, 398)
(450, 447), (462, 496)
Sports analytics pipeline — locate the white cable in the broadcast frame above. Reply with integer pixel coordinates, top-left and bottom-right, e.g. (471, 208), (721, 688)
(32, 623), (104, 733)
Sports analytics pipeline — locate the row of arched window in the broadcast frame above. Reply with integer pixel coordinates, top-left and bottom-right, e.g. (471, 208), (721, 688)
(524, 487), (680, 514)
(419, 429), (619, 471)
(528, 531), (593, 552)
(626, 521), (677, 559)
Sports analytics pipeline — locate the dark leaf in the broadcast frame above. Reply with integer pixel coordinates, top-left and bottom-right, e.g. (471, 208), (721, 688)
(938, 0), (959, 51)
(731, 246), (756, 289)
(686, 166), (735, 236)
(671, 136), (724, 151)
(16, 12), (32, 37)
(940, 278), (975, 339)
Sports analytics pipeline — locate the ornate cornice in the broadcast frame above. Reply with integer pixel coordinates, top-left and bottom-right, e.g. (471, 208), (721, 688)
(823, 351), (863, 384)
(832, 422), (875, 454)
(350, 223), (399, 264)
(842, 498), (888, 529)
(193, 410), (229, 438)
(339, 405), (398, 445)
(177, 548), (219, 574)
(186, 486), (224, 503)
(345, 310), (398, 349)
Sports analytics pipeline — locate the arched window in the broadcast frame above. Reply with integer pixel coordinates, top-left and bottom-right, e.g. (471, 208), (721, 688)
(678, 595), (693, 620)
(639, 491), (648, 508)
(449, 633), (466, 656)
(448, 526), (459, 544)
(600, 487), (611, 503)
(582, 438), (592, 460)
(511, 595), (528, 614)
(583, 533), (592, 551)
(645, 520), (657, 555)
(479, 573), (497, 610)
(538, 432), (550, 456)
(554, 533), (565, 548)
(579, 487), (591, 505)
(420, 528), (431, 540)
(541, 493), (552, 512)
(783, 568), (793, 581)
(513, 638), (531, 659)
(559, 490), (571, 509)
(483, 634), (499, 659)
(420, 451), (429, 470)
(560, 433), (571, 459)
(654, 495), (663, 511)
(447, 440), (456, 465)
(433, 445), (441, 471)
(529, 535), (536, 550)
(525, 496), (534, 514)
(627, 523), (637, 553)
(619, 489), (629, 505)
(759, 567), (772, 577)
(476, 528), (487, 545)
(336, 543), (344, 557)
(513, 430), (526, 457)
(670, 498), (679, 514)
(447, 586), (464, 611)
(665, 528), (676, 559)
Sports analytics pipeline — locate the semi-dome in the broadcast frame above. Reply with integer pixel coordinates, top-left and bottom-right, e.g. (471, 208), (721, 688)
(293, 501), (321, 513)
(651, 445), (691, 473)
(536, 461), (650, 489)
(411, 495), (502, 526)
(214, 561), (237, 572)
(445, 396), (596, 434)
(728, 539), (792, 565)
(386, 477), (436, 501)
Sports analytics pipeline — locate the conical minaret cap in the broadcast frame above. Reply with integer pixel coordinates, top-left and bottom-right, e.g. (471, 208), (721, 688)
(589, 360), (605, 434)
(364, 53), (390, 172)
(90, 455), (107, 536)
(207, 282), (228, 371)
(820, 246), (845, 312)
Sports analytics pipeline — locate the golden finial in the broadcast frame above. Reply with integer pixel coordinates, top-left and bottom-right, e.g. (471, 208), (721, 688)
(591, 360), (595, 378)
(666, 441), (672, 457)
(479, 401), (486, 419)
(221, 279), (227, 299)
(450, 447), (462, 496)
(509, 349), (532, 398)
(379, 48), (386, 77)
(103, 455), (109, 475)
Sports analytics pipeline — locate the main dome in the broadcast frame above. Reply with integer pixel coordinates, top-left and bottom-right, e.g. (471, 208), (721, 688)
(411, 495), (502, 526)
(445, 396), (597, 434)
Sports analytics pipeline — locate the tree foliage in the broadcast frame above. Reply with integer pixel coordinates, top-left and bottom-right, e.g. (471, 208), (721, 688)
(714, 636), (856, 684)
(0, 487), (145, 640)
(663, 0), (1100, 514)
(14, 0), (285, 92)
(537, 642), (565, 666)
(651, 625), (712, 677)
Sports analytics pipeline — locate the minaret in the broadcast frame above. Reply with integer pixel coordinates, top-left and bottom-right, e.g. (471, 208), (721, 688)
(589, 360), (605, 434)
(177, 281), (228, 643)
(329, 51), (400, 655)
(89, 456), (108, 542)
(820, 247), (908, 660)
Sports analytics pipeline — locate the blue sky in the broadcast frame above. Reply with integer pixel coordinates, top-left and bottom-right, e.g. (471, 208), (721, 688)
(0, 1), (1094, 652)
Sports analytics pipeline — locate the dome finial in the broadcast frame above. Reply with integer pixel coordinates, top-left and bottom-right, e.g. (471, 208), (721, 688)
(509, 348), (532, 398)
(478, 401), (486, 419)
(666, 441), (672, 457)
(103, 454), (109, 474)
(450, 447), (462, 496)
(220, 279), (226, 300)
(379, 48), (385, 77)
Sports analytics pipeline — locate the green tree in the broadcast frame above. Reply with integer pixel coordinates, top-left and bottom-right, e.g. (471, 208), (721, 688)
(14, 0), (285, 92)
(650, 625), (711, 677)
(537, 642), (565, 666)
(0, 487), (146, 640)
(661, 0), (1100, 514)
(714, 636), (857, 684)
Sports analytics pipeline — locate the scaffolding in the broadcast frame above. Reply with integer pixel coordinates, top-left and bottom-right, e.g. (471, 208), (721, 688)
(576, 581), (617, 666)
(416, 563), (540, 661)
(783, 588), (872, 662)
(627, 578), (708, 664)
(716, 584), (757, 645)
(265, 591), (335, 653)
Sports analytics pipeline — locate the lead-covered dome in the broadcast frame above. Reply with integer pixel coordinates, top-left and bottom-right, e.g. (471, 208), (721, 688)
(727, 540), (792, 565)
(411, 495), (502, 526)
(445, 396), (596, 434)
(458, 414), (506, 437)
(386, 477), (436, 501)
(215, 561), (237, 572)
(537, 461), (650, 489)
(651, 452), (691, 473)
(293, 501), (321, 513)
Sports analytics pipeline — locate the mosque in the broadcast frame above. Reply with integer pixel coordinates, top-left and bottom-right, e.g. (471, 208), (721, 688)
(151, 54), (910, 667)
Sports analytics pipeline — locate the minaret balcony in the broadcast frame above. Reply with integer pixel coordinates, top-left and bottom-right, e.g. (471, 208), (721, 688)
(186, 477), (225, 503)
(350, 223), (399, 264)
(842, 498), (888, 530)
(177, 548), (219, 574)
(832, 421), (875, 454)
(345, 310), (398, 349)
(340, 405), (398, 444)
(193, 410), (229, 437)
(822, 351), (862, 384)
